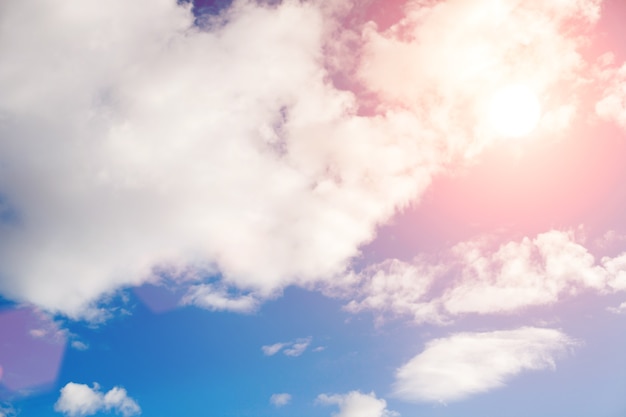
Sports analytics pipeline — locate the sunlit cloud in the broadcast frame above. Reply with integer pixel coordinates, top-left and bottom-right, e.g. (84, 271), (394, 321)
(0, 0), (614, 322)
(1, 0), (626, 414)
(330, 230), (626, 323)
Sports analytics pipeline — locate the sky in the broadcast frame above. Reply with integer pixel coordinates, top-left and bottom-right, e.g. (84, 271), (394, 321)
(1, 0), (626, 416)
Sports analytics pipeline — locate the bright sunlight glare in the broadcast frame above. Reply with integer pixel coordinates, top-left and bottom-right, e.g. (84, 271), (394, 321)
(488, 84), (541, 138)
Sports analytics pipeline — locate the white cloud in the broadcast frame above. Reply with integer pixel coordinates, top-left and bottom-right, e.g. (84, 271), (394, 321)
(441, 230), (608, 316)
(330, 258), (445, 324)
(0, 0), (445, 320)
(317, 391), (398, 417)
(54, 382), (140, 417)
(330, 230), (626, 323)
(269, 393), (291, 407)
(262, 337), (312, 357)
(103, 387), (142, 417)
(393, 327), (577, 403)
(0, 0), (615, 321)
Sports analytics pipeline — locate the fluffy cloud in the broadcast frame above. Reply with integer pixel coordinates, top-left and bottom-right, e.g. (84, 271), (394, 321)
(331, 230), (626, 323)
(327, 258), (444, 324)
(0, 0), (614, 321)
(317, 391), (398, 417)
(269, 393), (291, 407)
(262, 337), (312, 357)
(441, 230), (608, 315)
(54, 383), (140, 417)
(0, 0), (445, 320)
(393, 327), (577, 403)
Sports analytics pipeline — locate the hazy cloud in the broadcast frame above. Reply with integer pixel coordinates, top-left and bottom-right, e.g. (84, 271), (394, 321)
(0, 404), (16, 417)
(269, 393), (291, 407)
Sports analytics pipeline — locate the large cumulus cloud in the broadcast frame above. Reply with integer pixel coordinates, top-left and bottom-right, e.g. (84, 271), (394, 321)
(0, 0), (615, 320)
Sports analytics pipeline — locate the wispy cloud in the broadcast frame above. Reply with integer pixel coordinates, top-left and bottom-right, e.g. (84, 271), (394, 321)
(393, 327), (577, 403)
(261, 343), (287, 357)
(283, 337), (312, 357)
(262, 337), (312, 357)
(54, 382), (140, 417)
(316, 391), (398, 417)
(180, 284), (260, 314)
(0, 404), (16, 417)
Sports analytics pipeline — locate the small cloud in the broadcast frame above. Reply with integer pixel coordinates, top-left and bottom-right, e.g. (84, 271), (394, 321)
(283, 337), (312, 357)
(607, 301), (626, 314)
(269, 393), (291, 407)
(317, 391), (398, 417)
(71, 341), (89, 351)
(262, 343), (286, 356)
(181, 284), (259, 314)
(262, 337), (312, 357)
(313, 346), (326, 352)
(54, 382), (141, 417)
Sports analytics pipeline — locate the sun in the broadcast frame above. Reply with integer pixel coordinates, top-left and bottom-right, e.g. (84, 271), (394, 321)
(487, 84), (541, 138)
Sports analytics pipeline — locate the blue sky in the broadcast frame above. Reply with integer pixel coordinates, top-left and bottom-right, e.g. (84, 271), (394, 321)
(1, 0), (626, 416)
